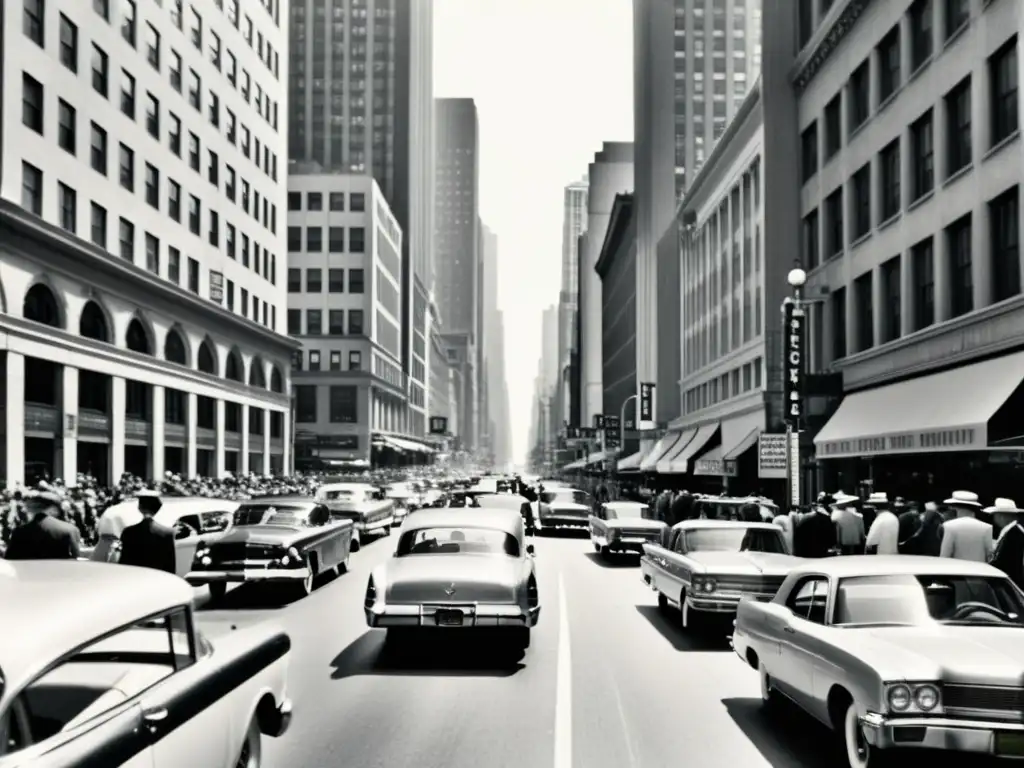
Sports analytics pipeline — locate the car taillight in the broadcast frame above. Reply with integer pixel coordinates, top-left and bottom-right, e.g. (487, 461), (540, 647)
(526, 576), (538, 609)
(364, 579), (377, 609)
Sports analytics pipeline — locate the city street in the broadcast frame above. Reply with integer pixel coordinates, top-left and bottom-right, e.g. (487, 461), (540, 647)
(196, 531), (838, 768)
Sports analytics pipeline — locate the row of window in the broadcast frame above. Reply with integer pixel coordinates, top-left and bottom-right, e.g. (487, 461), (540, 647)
(287, 267), (365, 294)
(292, 349), (363, 373)
(287, 226), (366, 254)
(287, 309), (364, 337)
(287, 191), (367, 212)
(294, 384), (359, 425)
(683, 357), (764, 417)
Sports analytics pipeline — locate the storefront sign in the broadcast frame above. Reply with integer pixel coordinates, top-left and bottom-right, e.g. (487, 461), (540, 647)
(789, 430), (801, 507)
(429, 416), (448, 435)
(783, 302), (805, 425)
(639, 383), (655, 428)
(758, 433), (788, 479)
(316, 435), (360, 450)
(694, 458), (738, 477)
(209, 271), (224, 302)
(604, 414), (620, 430)
(817, 427), (981, 459)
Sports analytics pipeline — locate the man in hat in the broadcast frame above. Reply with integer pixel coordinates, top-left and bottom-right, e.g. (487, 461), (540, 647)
(5, 491), (81, 560)
(792, 494), (836, 558)
(831, 492), (866, 555)
(989, 498), (1024, 588)
(865, 492), (899, 555)
(939, 491), (993, 562)
(119, 492), (176, 574)
(902, 502), (944, 556)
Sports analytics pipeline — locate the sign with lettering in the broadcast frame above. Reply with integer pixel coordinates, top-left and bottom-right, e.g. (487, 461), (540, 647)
(603, 414), (620, 430)
(694, 458), (738, 477)
(817, 427), (981, 459)
(209, 271), (224, 302)
(789, 430), (801, 507)
(758, 433), (788, 479)
(593, 414), (605, 429)
(783, 301), (805, 426)
(639, 383), (655, 428)
(429, 416), (448, 435)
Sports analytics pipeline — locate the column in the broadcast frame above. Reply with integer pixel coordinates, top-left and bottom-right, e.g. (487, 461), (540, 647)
(240, 405), (250, 474)
(6, 352), (26, 489)
(110, 377), (126, 483)
(871, 266), (884, 347)
(61, 366), (78, 485)
(262, 409), (271, 474)
(151, 384), (166, 479)
(900, 248), (915, 337)
(186, 392), (198, 478)
(934, 220), (951, 323)
(214, 399), (226, 477)
(281, 408), (292, 474)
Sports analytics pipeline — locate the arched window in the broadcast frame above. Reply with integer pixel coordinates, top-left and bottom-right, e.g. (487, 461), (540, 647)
(79, 301), (109, 342)
(198, 339), (217, 374)
(164, 329), (188, 365)
(23, 284), (61, 327)
(249, 359), (267, 388)
(125, 318), (151, 354)
(270, 366), (284, 393)
(225, 350), (243, 382)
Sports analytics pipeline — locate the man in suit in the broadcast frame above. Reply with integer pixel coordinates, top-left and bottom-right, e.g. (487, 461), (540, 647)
(119, 492), (176, 574)
(5, 491), (81, 560)
(989, 498), (1024, 589)
(939, 490), (994, 563)
(793, 495), (837, 558)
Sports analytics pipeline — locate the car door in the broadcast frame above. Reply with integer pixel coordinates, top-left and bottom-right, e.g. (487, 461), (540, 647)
(776, 576), (829, 709)
(311, 505), (343, 569)
(172, 514), (203, 578)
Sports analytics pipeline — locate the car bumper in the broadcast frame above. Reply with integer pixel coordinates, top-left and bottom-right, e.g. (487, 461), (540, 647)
(186, 568), (311, 585)
(686, 591), (775, 614)
(599, 536), (659, 553)
(366, 603), (541, 628)
(860, 712), (1024, 756)
(539, 515), (589, 528)
(262, 697), (293, 738)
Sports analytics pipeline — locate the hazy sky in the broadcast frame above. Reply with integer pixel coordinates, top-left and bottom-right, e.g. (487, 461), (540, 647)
(434, 0), (634, 464)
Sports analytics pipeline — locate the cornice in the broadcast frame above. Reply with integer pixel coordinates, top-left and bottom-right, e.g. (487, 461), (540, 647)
(791, 0), (873, 92)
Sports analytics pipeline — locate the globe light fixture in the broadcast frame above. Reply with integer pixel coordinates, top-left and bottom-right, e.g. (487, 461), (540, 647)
(787, 268), (808, 288)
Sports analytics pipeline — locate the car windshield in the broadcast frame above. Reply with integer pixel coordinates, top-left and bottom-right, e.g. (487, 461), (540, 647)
(541, 490), (589, 505)
(396, 526), (519, 557)
(233, 505), (310, 527)
(833, 574), (1024, 626)
(684, 527), (787, 553)
(475, 495), (520, 509)
(322, 488), (365, 501)
(608, 505), (648, 520)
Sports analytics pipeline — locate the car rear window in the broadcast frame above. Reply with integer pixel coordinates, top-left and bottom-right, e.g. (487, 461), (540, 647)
(396, 527), (519, 557)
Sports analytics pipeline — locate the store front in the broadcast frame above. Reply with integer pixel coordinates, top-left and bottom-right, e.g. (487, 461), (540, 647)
(692, 409), (766, 494)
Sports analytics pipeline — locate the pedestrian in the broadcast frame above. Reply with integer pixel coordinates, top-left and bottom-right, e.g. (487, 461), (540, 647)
(902, 502), (943, 556)
(864, 492), (899, 555)
(989, 498), (1024, 589)
(792, 495), (836, 558)
(939, 490), (993, 562)
(831, 492), (866, 555)
(896, 501), (922, 554)
(119, 491), (177, 574)
(4, 491), (82, 560)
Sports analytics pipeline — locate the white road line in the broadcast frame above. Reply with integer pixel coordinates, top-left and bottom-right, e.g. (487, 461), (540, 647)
(554, 571), (572, 768)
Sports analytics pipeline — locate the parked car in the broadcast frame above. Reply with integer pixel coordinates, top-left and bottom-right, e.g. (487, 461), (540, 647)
(531, 488), (592, 533)
(316, 482), (395, 550)
(187, 498), (353, 600)
(365, 508), (539, 652)
(640, 519), (802, 631)
(589, 501), (667, 557)
(475, 493), (536, 534)
(0, 560), (291, 766)
(733, 555), (1024, 767)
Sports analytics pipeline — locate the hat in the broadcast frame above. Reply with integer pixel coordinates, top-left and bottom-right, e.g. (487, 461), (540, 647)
(867, 492), (889, 506)
(830, 491), (861, 507)
(817, 493), (835, 507)
(25, 491), (63, 508)
(924, 501), (939, 512)
(984, 498), (1024, 514)
(944, 490), (982, 508)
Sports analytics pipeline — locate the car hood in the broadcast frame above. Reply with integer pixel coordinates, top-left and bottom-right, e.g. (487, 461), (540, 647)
(384, 554), (521, 604)
(834, 625), (1024, 684)
(214, 525), (303, 547)
(686, 550), (802, 576)
(607, 518), (666, 532)
(542, 502), (589, 514)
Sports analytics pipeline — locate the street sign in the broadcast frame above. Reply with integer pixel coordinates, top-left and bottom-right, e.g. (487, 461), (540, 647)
(639, 383), (655, 428)
(789, 429), (801, 506)
(783, 302), (805, 425)
(758, 434), (787, 479)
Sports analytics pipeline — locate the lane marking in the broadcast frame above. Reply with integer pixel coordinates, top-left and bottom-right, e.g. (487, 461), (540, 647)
(554, 571), (572, 768)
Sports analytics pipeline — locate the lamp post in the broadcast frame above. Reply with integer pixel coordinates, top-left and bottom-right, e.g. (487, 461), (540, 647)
(620, 393), (637, 450)
(783, 267), (807, 514)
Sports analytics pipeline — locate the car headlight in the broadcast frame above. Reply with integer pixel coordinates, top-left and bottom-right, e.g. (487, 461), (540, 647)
(693, 576), (717, 593)
(280, 546), (301, 566)
(887, 684), (911, 711)
(885, 682), (941, 714)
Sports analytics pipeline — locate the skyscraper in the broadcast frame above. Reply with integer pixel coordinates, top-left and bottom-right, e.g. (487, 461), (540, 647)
(556, 179), (589, 428)
(287, 0), (434, 435)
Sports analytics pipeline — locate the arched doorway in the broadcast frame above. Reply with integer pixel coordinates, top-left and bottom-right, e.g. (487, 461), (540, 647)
(20, 283), (64, 483)
(76, 300), (113, 485)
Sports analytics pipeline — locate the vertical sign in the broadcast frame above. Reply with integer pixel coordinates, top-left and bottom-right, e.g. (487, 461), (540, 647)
(593, 414), (606, 430)
(783, 302), (806, 425)
(639, 383), (655, 429)
(789, 429), (801, 507)
(429, 416), (448, 434)
(209, 270), (225, 302)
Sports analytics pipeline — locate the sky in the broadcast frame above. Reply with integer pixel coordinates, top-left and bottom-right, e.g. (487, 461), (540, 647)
(433, 0), (634, 464)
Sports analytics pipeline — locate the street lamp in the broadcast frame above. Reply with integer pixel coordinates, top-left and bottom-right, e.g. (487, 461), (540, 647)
(783, 266), (808, 514)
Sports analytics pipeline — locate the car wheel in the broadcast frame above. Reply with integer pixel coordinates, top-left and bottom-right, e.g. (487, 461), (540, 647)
(351, 534), (361, 552)
(657, 592), (669, 613)
(383, 525), (391, 535)
(759, 662), (781, 712)
(300, 559), (315, 596)
(339, 551), (350, 574)
(509, 627), (531, 652)
(838, 699), (893, 768)
(592, 541), (601, 553)
(235, 716), (261, 768)
(599, 545), (610, 557)
(208, 582), (227, 602)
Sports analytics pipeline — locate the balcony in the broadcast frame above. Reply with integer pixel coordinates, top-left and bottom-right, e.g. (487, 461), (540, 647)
(125, 418), (151, 442)
(165, 422), (187, 444)
(78, 409), (111, 437)
(196, 427), (216, 448)
(25, 403), (59, 434)
(224, 430), (242, 451)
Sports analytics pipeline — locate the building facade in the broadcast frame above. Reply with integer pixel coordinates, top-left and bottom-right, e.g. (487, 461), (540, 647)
(556, 179), (589, 429)
(288, 172), (426, 466)
(788, 0), (1024, 500)
(1, 0), (295, 486)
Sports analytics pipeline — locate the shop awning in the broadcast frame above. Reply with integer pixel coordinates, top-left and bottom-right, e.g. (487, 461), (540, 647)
(693, 446), (726, 476)
(660, 423), (719, 474)
(639, 430), (686, 472)
(814, 351), (1024, 460)
(721, 410), (766, 462)
(563, 458), (587, 471)
(583, 451), (606, 467)
(617, 451), (644, 472)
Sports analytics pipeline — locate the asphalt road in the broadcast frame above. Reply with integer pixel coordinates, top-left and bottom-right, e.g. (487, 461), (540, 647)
(193, 531), (843, 768)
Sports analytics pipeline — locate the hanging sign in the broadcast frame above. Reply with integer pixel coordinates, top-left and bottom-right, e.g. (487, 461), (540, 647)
(783, 301), (805, 425)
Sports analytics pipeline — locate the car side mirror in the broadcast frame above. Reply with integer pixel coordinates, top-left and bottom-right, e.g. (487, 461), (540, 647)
(526, 544), (535, 556)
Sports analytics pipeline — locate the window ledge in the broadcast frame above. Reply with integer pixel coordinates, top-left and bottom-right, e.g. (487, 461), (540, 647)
(984, 130), (1021, 162)
(850, 232), (872, 250)
(907, 189), (935, 213)
(943, 23), (969, 52)
(942, 163), (973, 188)
(877, 212), (902, 232)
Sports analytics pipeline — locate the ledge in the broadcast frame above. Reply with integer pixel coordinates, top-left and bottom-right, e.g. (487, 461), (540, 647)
(791, 0), (874, 92)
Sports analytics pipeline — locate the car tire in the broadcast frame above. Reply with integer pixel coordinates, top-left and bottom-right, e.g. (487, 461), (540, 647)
(759, 662), (781, 713)
(300, 558), (315, 596)
(351, 534), (361, 552)
(837, 698), (894, 768)
(235, 715), (262, 768)
(339, 552), (350, 574)
(208, 582), (227, 602)
(599, 545), (610, 557)
(510, 627), (531, 652)
(657, 592), (669, 613)
(383, 525), (391, 535)
(593, 541), (601, 553)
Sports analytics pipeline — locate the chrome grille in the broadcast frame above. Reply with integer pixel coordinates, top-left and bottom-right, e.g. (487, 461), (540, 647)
(944, 684), (1024, 712)
(244, 544), (281, 558)
(713, 575), (786, 594)
(211, 543), (248, 561)
(618, 528), (660, 539)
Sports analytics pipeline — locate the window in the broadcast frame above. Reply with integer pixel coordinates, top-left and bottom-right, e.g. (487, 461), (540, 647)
(945, 0), (968, 40)
(945, 77), (972, 176)
(145, 93), (160, 138)
(800, 122), (817, 183)
(947, 214), (973, 318)
(227, 110), (237, 143)
(881, 256), (901, 343)
(208, 210), (218, 246)
(797, 0), (814, 49)
(831, 286), (847, 359)
(188, 195), (200, 235)
(188, 257), (199, 293)
(287, 192), (301, 210)
(58, 183), (77, 233)
(306, 227), (323, 252)
(848, 61), (870, 132)
(823, 95), (841, 159)
(189, 7), (202, 50)
(146, 22), (160, 69)
(350, 193), (366, 212)
(188, 132), (200, 171)
(168, 180), (181, 221)
(22, 74), (43, 134)
(990, 38), (1018, 146)
(209, 31), (221, 69)
(329, 192), (345, 211)
(306, 269), (322, 292)
(118, 217), (134, 260)
(119, 144), (134, 191)
(144, 163), (159, 207)
(802, 209), (819, 270)
(145, 233), (160, 274)
(329, 269), (345, 292)
(188, 70), (201, 110)
(168, 113), (181, 155)
(59, 15), (79, 72)
(854, 271), (873, 352)
(207, 150), (218, 186)
(287, 309), (301, 335)
(90, 203), (107, 247)
(911, 237), (934, 330)
(58, 100), (77, 155)
(910, 110), (934, 200)
(349, 269), (365, 293)
(308, 351), (321, 372)
(168, 247), (181, 284)
(350, 227), (366, 253)
(21, 162), (42, 215)
(329, 386), (359, 423)
(786, 579), (829, 624)
(878, 139), (900, 221)
(121, 0), (137, 46)
(877, 27), (900, 103)
(208, 92), (220, 127)
(851, 164), (871, 240)
(23, 0), (44, 46)
(92, 45), (110, 97)
(329, 351), (342, 372)
(991, 186), (1020, 302)
(307, 192), (323, 211)
(909, 0), (933, 71)
(287, 226), (301, 251)
(121, 70), (136, 118)
(295, 386), (317, 423)
(349, 351), (362, 370)
(287, 268), (301, 292)
(329, 227), (345, 252)
(328, 310), (345, 335)
(306, 310), (322, 336)
(348, 309), (364, 335)
(170, 50), (182, 91)
(94, 0), (110, 20)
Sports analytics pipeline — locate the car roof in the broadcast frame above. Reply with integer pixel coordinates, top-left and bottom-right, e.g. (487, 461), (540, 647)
(319, 482), (373, 492)
(401, 507), (524, 536)
(0, 561), (194, 705)
(605, 500), (648, 508)
(787, 554), (1005, 579)
(242, 496), (317, 507)
(476, 494), (530, 506)
(670, 519), (781, 531)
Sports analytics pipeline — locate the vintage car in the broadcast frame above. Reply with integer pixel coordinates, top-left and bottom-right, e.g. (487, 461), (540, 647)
(316, 482), (395, 550)
(0, 560), (291, 766)
(384, 482), (422, 523)
(589, 501), (667, 557)
(692, 494), (779, 522)
(365, 507), (540, 652)
(91, 497), (240, 577)
(186, 498), (353, 600)
(640, 519), (802, 631)
(475, 493), (535, 533)
(531, 488), (592, 533)
(732, 556), (1024, 767)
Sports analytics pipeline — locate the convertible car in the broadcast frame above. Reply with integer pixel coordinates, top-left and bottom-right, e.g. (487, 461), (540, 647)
(589, 501), (667, 557)
(186, 498), (353, 599)
(0, 560), (291, 766)
(364, 508), (539, 652)
(316, 482), (395, 550)
(532, 487), (592, 533)
(733, 556), (1024, 767)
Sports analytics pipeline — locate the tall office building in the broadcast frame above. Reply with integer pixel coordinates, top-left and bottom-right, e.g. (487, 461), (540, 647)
(434, 97), (480, 450)
(0, 0), (296, 486)
(479, 222), (500, 462)
(287, 0), (434, 436)
(556, 179), (588, 428)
